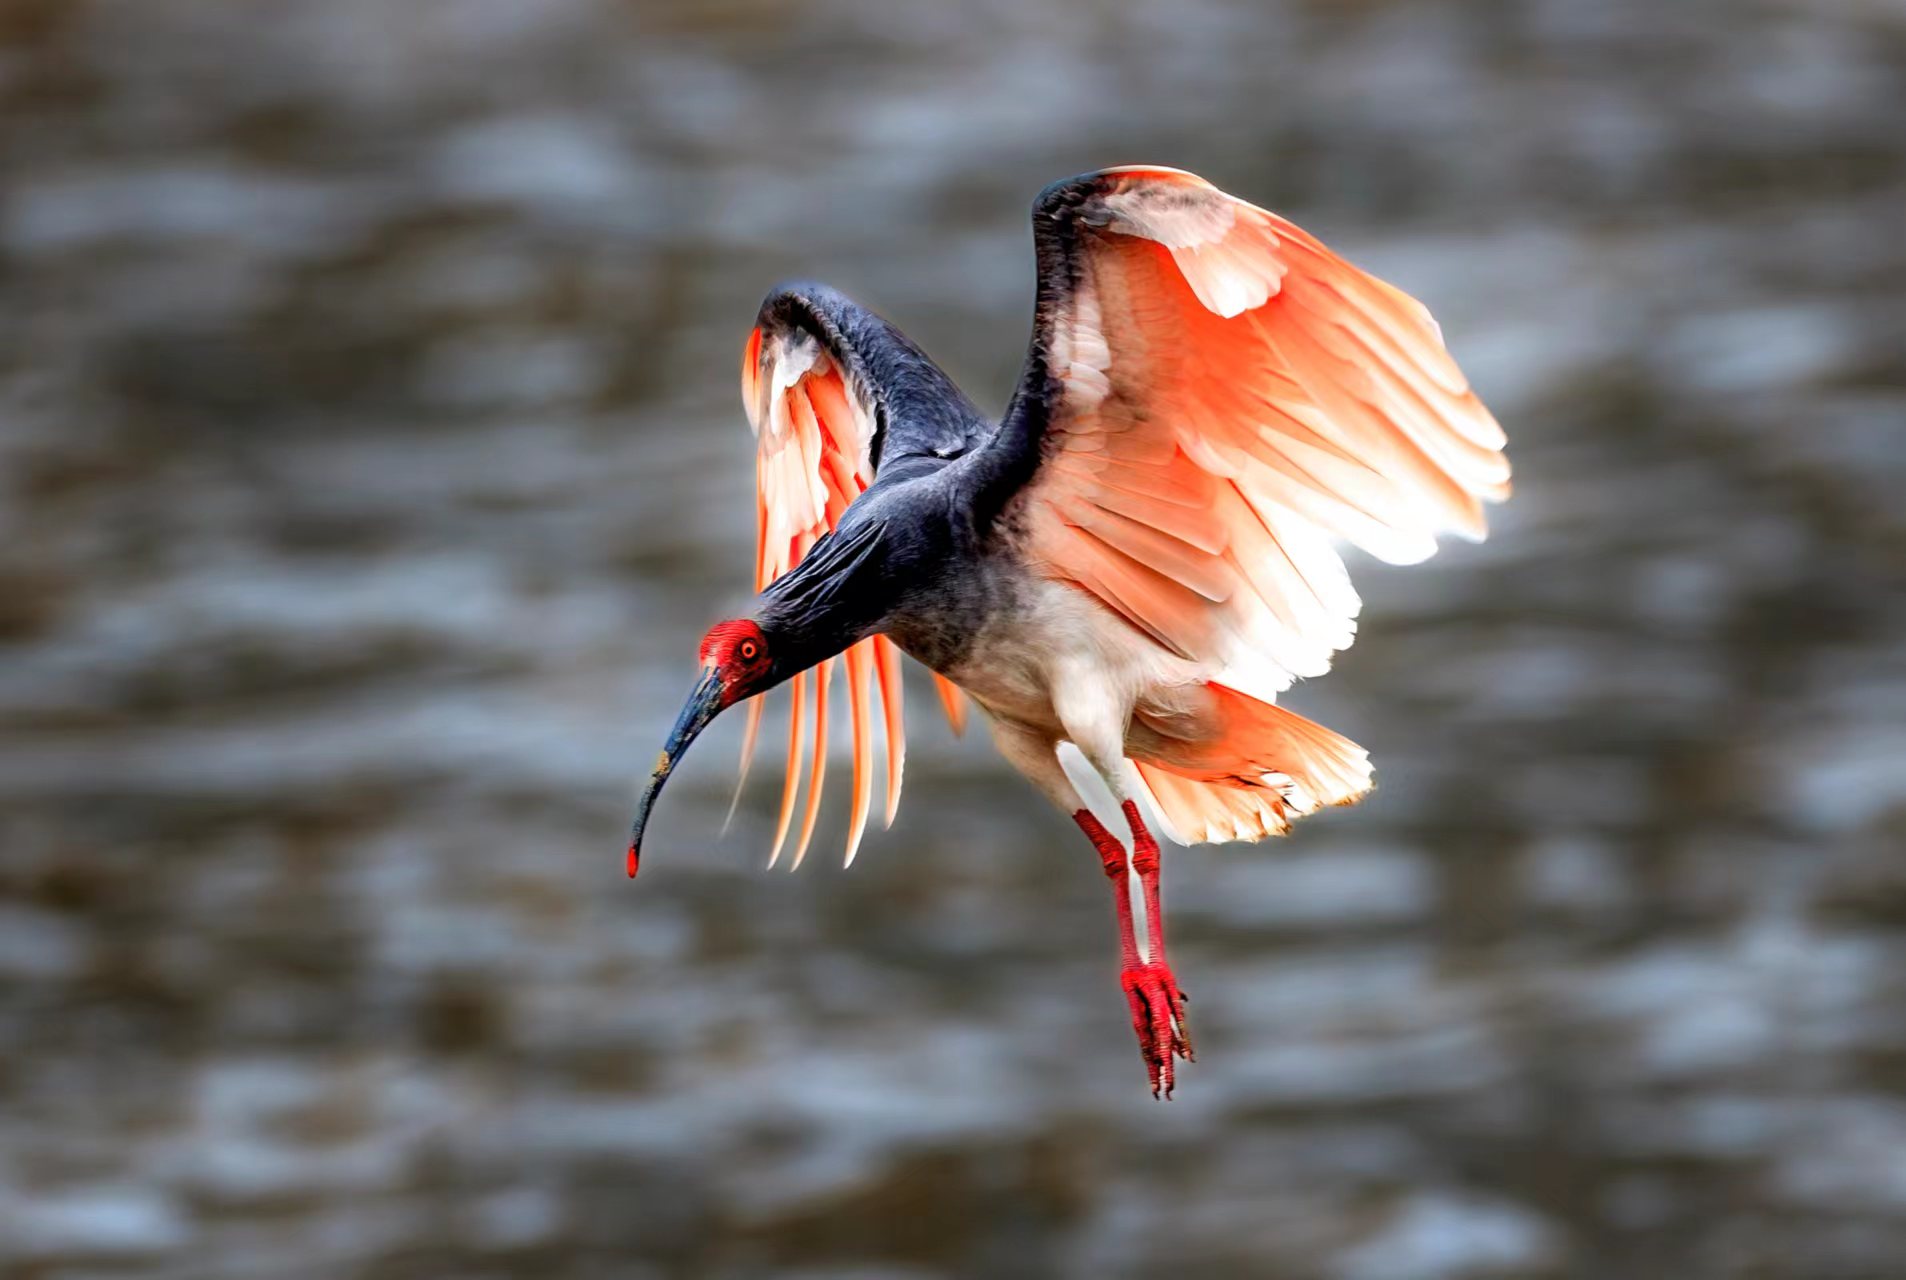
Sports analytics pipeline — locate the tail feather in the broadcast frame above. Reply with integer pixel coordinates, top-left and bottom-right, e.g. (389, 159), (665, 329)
(1131, 684), (1373, 845)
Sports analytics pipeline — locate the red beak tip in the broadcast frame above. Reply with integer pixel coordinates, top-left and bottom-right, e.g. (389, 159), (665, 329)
(625, 844), (640, 878)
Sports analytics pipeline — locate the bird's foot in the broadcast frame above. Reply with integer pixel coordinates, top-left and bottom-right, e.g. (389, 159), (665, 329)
(1120, 961), (1194, 1098)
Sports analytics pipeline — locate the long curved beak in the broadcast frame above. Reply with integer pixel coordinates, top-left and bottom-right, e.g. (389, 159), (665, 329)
(626, 666), (726, 878)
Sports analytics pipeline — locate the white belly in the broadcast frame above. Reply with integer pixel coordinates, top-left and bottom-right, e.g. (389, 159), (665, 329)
(939, 577), (1203, 743)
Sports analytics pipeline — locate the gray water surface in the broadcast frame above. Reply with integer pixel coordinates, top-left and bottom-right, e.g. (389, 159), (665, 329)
(3, 1), (1905, 1276)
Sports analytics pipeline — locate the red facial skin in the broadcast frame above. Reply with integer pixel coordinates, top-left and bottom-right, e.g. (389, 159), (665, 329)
(698, 618), (773, 706)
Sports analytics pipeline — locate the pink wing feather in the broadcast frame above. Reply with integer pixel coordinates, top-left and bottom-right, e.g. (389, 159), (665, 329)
(1021, 166), (1509, 707)
(739, 322), (963, 866)
(1016, 167), (1508, 842)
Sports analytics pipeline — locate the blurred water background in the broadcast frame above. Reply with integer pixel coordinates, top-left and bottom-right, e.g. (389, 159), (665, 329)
(3, 0), (1905, 1276)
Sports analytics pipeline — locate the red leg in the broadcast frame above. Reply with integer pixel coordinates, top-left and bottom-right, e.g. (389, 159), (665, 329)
(1122, 799), (1194, 1086)
(1074, 806), (1194, 1098)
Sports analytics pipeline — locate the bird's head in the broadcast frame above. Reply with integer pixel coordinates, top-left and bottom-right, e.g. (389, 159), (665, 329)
(625, 617), (778, 877)
(696, 616), (778, 695)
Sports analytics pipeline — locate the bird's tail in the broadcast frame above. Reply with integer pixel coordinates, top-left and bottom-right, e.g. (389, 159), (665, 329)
(1130, 683), (1373, 845)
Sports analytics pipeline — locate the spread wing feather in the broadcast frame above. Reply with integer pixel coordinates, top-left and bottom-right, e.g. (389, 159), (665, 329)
(998, 166), (1509, 705)
(738, 292), (967, 867)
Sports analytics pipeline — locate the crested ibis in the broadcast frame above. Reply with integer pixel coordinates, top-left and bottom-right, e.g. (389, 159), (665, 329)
(628, 167), (1509, 1097)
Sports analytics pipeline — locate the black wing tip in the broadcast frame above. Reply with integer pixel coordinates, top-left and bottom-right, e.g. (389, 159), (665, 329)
(1030, 166), (1201, 219)
(1031, 167), (1226, 229)
(755, 282), (899, 360)
(1031, 171), (1115, 222)
(756, 280), (834, 328)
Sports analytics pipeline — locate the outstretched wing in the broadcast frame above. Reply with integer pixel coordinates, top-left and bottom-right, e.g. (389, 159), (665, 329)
(738, 284), (976, 868)
(985, 166), (1509, 704)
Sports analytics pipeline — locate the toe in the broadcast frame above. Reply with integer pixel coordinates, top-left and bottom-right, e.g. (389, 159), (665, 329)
(1171, 987), (1195, 1062)
(1148, 989), (1176, 1096)
(1123, 983), (1160, 1090)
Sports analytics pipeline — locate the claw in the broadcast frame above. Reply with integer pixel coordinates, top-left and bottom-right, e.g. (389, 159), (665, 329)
(1120, 961), (1193, 1098)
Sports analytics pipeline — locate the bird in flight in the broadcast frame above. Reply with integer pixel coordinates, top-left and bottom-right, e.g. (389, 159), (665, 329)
(628, 166), (1509, 1098)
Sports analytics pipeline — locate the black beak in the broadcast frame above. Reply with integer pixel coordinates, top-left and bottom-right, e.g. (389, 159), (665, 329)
(626, 666), (726, 878)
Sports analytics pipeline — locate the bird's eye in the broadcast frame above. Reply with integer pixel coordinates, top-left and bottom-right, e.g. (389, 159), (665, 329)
(739, 640), (759, 661)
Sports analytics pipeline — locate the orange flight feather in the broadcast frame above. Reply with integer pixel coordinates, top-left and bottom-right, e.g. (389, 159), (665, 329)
(873, 636), (905, 826)
(792, 656), (832, 869)
(933, 673), (967, 737)
(743, 323), (984, 864)
(768, 666), (807, 868)
(723, 694), (764, 835)
(842, 640), (875, 865)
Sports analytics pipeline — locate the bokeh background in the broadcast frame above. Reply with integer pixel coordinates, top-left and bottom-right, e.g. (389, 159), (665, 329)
(3, 0), (1904, 1276)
